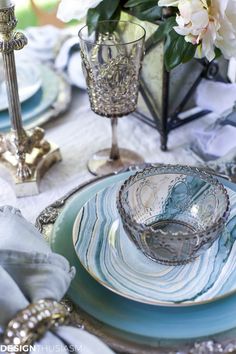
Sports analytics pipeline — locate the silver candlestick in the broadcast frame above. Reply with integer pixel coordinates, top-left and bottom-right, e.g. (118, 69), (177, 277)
(0, 3), (61, 197)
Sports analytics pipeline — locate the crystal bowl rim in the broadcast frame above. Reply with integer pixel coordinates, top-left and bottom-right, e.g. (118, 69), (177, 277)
(117, 165), (230, 240)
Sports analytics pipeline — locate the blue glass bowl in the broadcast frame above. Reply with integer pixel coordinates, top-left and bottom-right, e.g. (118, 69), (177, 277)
(117, 165), (230, 265)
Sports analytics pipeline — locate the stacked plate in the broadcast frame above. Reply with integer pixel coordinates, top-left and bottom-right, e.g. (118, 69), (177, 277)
(0, 57), (71, 132)
(45, 169), (236, 352)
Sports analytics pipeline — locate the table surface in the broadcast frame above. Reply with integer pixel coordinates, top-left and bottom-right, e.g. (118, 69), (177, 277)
(0, 89), (217, 223)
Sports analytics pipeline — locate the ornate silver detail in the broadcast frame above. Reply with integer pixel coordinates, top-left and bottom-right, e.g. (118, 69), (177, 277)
(36, 207), (60, 233)
(189, 340), (236, 353)
(80, 30), (142, 118)
(0, 31), (28, 52)
(4, 299), (70, 350)
(0, 6), (17, 34)
(35, 179), (97, 233)
(60, 298), (74, 314)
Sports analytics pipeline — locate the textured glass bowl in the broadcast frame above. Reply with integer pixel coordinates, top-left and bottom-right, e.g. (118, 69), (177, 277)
(117, 165), (230, 265)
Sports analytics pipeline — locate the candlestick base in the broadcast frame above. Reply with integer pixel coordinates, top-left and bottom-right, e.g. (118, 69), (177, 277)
(0, 141), (62, 197)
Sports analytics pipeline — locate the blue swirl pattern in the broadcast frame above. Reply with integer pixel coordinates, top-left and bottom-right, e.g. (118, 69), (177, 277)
(73, 183), (236, 305)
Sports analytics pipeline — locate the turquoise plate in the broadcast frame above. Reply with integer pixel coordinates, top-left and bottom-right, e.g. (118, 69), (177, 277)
(50, 172), (236, 340)
(72, 181), (236, 306)
(0, 65), (59, 132)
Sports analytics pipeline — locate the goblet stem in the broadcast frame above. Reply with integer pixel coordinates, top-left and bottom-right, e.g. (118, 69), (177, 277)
(109, 117), (120, 161)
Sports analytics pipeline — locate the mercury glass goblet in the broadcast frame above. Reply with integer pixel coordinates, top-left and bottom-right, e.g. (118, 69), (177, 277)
(79, 21), (146, 176)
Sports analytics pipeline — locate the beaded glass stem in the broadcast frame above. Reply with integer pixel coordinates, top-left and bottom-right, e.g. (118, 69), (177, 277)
(79, 21), (146, 176)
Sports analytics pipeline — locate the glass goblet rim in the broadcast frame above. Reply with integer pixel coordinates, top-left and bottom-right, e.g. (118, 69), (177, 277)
(78, 20), (146, 47)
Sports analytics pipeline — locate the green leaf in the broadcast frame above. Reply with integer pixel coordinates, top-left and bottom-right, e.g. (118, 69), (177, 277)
(153, 17), (176, 41)
(164, 30), (196, 70)
(86, 8), (100, 33)
(164, 31), (180, 71)
(163, 17), (177, 33)
(99, 0), (120, 19)
(145, 17), (176, 52)
(181, 43), (196, 63)
(86, 0), (120, 33)
(124, 0), (156, 8)
(128, 1), (162, 22)
(164, 31), (184, 70)
(214, 47), (222, 58)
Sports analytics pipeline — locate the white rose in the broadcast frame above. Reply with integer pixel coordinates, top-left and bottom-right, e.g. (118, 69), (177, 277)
(57, 0), (103, 22)
(174, 0), (209, 43)
(158, 0), (236, 62)
(212, 0), (236, 59)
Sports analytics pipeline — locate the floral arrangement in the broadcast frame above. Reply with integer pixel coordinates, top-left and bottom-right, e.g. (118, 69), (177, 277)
(57, 0), (236, 71)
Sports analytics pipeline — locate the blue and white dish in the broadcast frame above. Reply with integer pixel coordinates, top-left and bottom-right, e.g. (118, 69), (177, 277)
(49, 172), (236, 342)
(73, 180), (236, 306)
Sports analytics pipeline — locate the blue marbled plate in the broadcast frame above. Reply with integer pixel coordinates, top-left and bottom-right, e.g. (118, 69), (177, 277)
(73, 182), (236, 306)
(50, 172), (236, 340)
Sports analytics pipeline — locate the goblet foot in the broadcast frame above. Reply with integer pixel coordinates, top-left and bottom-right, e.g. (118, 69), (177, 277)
(88, 148), (144, 176)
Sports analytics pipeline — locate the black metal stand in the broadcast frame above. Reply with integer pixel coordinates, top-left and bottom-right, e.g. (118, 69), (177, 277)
(135, 35), (226, 151)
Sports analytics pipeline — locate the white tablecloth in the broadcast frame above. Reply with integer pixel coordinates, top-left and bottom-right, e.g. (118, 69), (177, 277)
(0, 90), (218, 223)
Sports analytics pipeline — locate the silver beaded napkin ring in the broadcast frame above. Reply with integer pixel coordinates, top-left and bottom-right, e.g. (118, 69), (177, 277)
(3, 299), (70, 352)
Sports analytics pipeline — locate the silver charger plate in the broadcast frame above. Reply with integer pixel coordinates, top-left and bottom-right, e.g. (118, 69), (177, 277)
(36, 166), (236, 354)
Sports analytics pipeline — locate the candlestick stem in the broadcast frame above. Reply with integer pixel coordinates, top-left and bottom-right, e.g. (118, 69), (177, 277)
(2, 52), (23, 134)
(0, 4), (61, 196)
